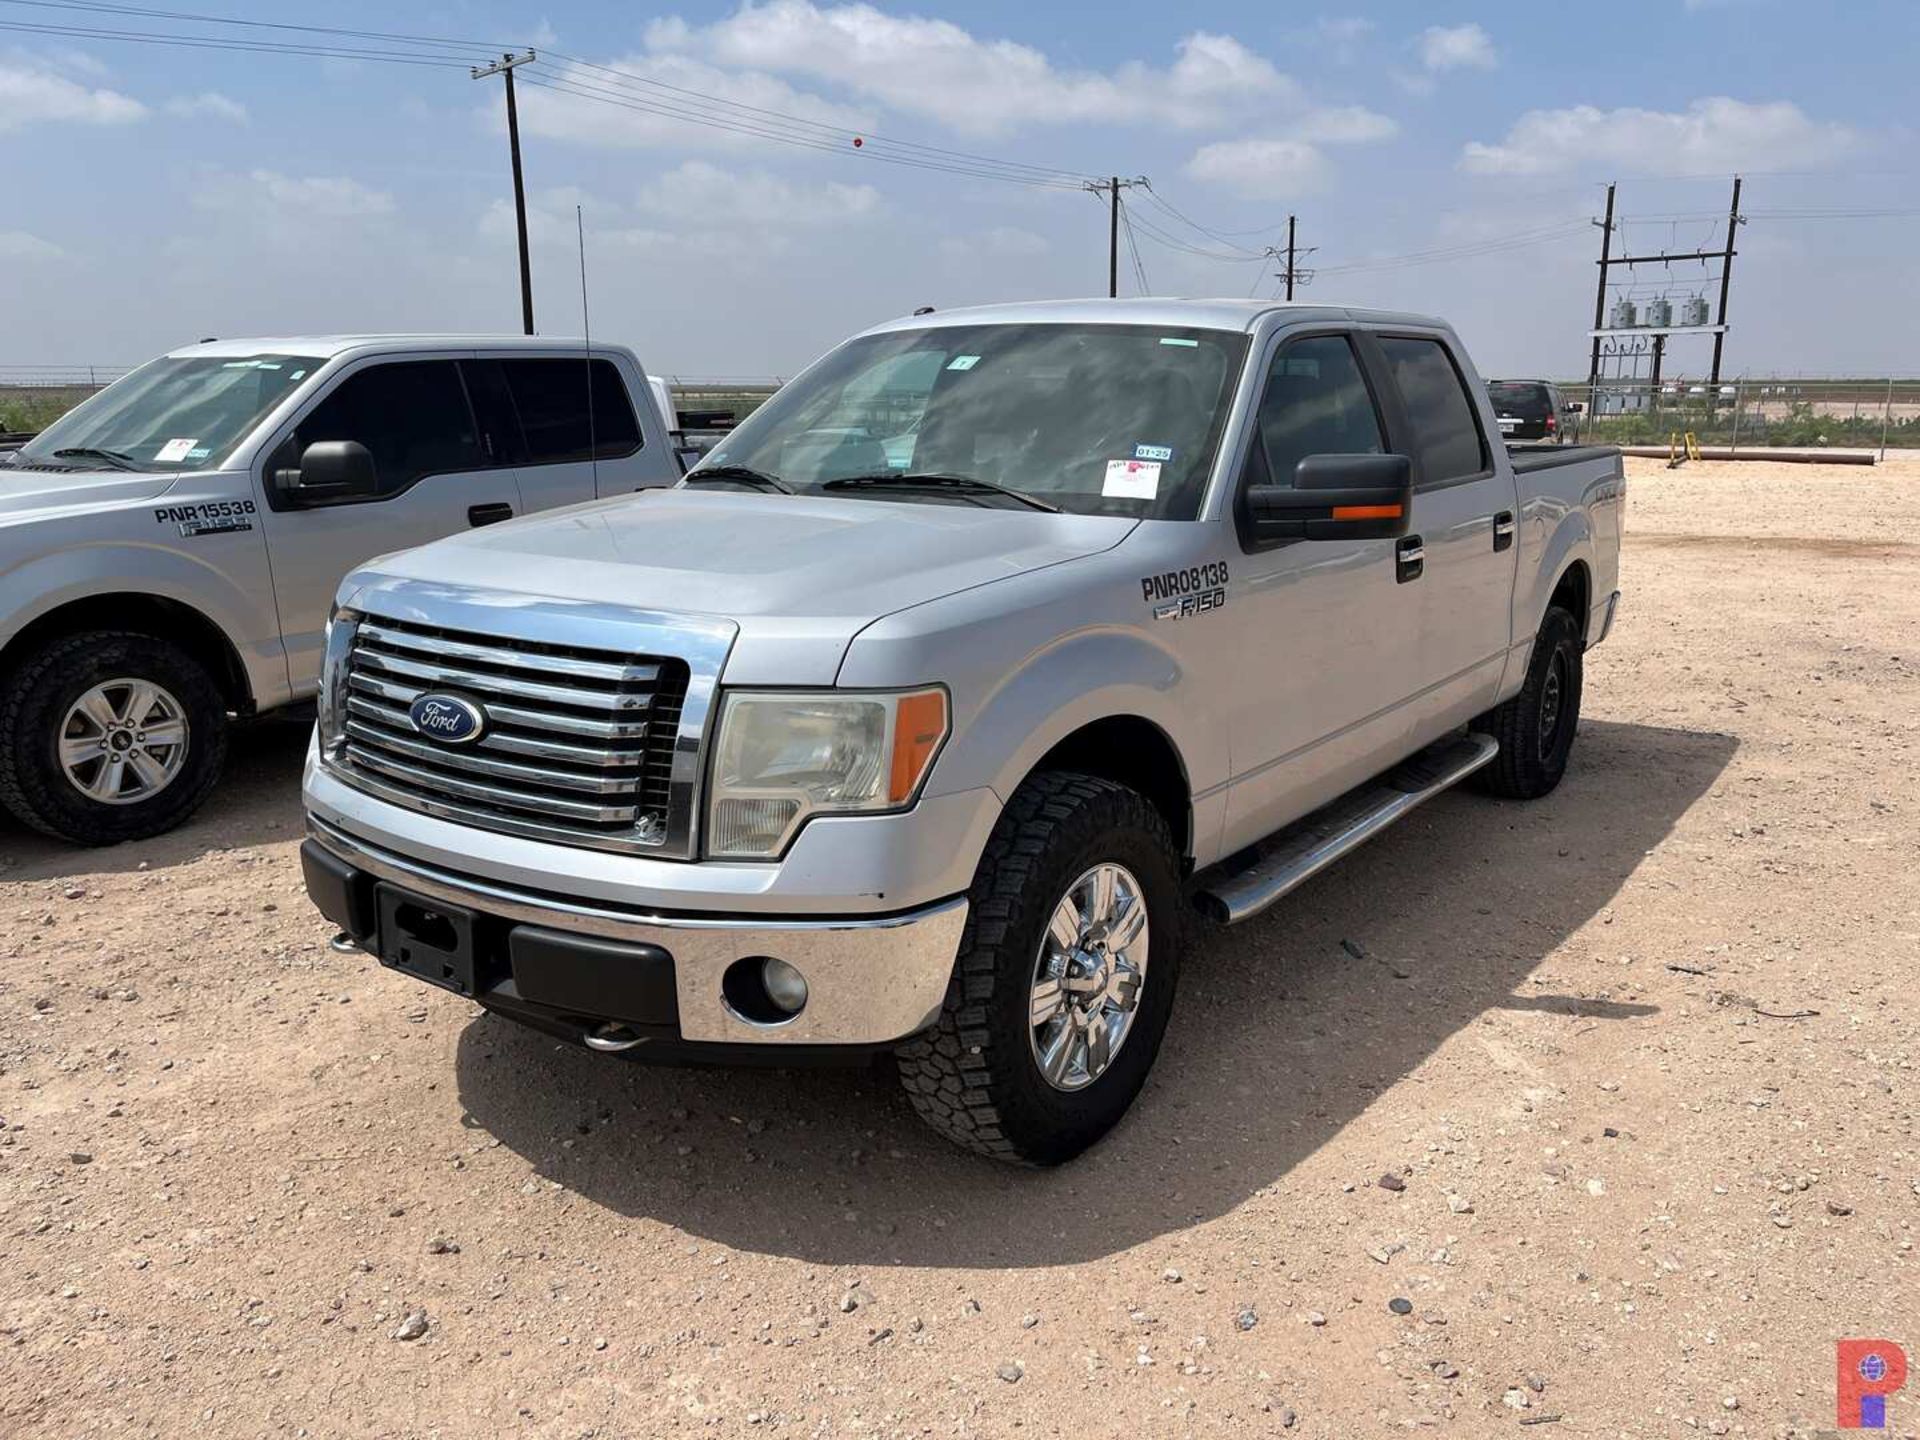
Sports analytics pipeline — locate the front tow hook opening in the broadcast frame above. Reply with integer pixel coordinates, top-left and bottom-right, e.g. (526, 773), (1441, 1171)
(583, 1021), (646, 1053)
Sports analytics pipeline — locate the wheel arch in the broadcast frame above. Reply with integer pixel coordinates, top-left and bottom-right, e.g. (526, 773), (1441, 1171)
(1548, 559), (1593, 644)
(0, 593), (254, 711)
(1023, 714), (1193, 866)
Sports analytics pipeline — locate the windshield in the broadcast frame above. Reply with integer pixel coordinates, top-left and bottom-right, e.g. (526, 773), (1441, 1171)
(10, 353), (323, 472)
(696, 323), (1249, 520)
(1487, 382), (1551, 419)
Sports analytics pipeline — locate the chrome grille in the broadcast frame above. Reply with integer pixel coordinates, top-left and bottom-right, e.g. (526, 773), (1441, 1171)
(337, 617), (689, 853)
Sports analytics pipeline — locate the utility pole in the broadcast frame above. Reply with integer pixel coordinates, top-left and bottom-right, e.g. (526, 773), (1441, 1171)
(1263, 218), (1315, 299)
(1587, 182), (1616, 392)
(1708, 175), (1743, 387)
(473, 50), (537, 335)
(1084, 176), (1146, 297)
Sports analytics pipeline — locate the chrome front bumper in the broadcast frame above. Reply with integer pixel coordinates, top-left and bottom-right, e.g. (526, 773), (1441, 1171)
(306, 816), (967, 1048)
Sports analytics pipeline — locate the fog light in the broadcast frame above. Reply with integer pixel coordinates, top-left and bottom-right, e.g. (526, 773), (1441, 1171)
(761, 957), (808, 1015)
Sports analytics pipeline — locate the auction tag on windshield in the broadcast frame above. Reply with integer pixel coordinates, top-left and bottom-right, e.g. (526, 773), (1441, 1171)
(1103, 458), (1161, 499)
(946, 354), (981, 371)
(154, 438), (199, 463)
(1133, 443), (1173, 462)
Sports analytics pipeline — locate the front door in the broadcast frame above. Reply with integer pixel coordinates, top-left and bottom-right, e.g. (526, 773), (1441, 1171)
(1216, 331), (1425, 856)
(254, 356), (522, 693)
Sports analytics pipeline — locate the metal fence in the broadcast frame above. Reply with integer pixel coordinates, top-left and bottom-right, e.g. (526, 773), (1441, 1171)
(1562, 379), (1920, 454)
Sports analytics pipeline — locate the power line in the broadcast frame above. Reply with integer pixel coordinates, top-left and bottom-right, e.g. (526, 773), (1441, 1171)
(1117, 194), (1150, 296)
(0, 17), (487, 65)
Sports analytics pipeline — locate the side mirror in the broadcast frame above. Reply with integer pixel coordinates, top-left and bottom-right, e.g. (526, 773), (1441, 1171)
(1246, 453), (1413, 542)
(1565, 401), (1584, 415)
(276, 440), (378, 506)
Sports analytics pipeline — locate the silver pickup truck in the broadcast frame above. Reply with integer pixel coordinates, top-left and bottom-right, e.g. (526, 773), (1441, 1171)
(301, 299), (1624, 1164)
(0, 336), (680, 845)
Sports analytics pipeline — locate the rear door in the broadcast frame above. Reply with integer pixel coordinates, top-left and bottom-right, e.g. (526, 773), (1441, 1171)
(1365, 332), (1518, 737)
(254, 355), (524, 693)
(483, 355), (657, 507)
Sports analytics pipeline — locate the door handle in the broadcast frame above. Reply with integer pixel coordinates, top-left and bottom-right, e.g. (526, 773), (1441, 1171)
(467, 502), (514, 527)
(1493, 511), (1516, 552)
(1396, 534), (1425, 584)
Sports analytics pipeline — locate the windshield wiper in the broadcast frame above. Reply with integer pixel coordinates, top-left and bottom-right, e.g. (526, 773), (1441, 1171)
(51, 446), (142, 472)
(682, 464), (793, 494)
(823, 472), (1060, 513)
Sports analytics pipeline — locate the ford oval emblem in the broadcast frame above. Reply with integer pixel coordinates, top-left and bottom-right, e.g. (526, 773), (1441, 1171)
(408, 693), (486, 745)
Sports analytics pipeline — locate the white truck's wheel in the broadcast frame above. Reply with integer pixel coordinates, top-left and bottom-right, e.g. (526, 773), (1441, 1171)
(895, 771), (1183, 1165)
(0, 631), (228, 845)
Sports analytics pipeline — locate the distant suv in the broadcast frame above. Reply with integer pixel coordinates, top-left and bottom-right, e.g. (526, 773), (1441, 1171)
(1487, 379), (1580, 444)
(0, 335), (680, 844)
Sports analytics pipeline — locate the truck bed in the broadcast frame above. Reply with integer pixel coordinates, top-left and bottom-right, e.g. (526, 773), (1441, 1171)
(1506, 443), (1621, 475)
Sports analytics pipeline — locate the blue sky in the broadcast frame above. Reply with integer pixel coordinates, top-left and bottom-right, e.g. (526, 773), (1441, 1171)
(1, 0), (1915, 378)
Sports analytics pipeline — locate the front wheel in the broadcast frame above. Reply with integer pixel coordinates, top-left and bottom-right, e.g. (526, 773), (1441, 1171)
(895, 771), (1183, 1165)
(0, 630), (229, 845)
(1474, 605), (1583, 800)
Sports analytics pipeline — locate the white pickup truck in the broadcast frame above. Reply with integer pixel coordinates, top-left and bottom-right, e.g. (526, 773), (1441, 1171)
(302, 300), (1625, 1164)
(0, 336), (682, 844)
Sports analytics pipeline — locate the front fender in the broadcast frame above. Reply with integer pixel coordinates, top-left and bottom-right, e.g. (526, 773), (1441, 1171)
(0, 540), (284, 706)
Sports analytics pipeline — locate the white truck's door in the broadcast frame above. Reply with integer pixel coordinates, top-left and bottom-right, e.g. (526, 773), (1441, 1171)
(1214, 330), (1425, 856)
(1365, 332), (1518, 737)
(253, 354), (523, 694)
(473, 354), (676, 507)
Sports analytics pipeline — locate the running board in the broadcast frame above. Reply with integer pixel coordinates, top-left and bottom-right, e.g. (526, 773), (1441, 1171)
(1193, 732), (1499, 926)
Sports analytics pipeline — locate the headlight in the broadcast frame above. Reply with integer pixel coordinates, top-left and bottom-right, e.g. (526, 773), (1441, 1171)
(706, 688), (949, 858)
(316, 605), (360, 763)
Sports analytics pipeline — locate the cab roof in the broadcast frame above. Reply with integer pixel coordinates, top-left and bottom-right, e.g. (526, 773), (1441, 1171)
(860, 297), (1450, 337)
(162, 334), (632, 362)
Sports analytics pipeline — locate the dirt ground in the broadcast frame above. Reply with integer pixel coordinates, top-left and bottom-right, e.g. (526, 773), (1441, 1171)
(2, 456), (1916, 1439)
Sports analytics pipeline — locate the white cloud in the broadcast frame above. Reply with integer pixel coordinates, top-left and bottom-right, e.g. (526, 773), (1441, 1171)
(939, 225), (1049, 260)
(516, 51), (872, 153)
(0, 58), (145, 132)
(1296, 105), (1398, 144)
(645, 4), (1293, 134)
(1184, 107), (1396, 200)
(1418, 23), (1497, 72)
(635, 160), (881, 226)
(1186, 138), (1328, 200)
(0, 230), (62, 261)
(1461, 97), (1859, 176)
(196, 170), (396, 219)
(164, 92), (248, 124)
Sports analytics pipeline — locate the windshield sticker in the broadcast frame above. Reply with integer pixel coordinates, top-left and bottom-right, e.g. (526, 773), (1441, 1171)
(1159, 337), (1200, 348)
(1103, 458), (1161, 499)
(946, 355), (981, 371)
(1133, 443), (1173, 462)
(185, 446), (213, 462)
(154, 438), (199, 463)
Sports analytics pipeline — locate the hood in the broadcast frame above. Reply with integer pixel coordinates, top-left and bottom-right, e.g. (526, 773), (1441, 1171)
(358, 489), (1137, 684)
(372, 488), (1135, 618)
(0, 463), (180, 520)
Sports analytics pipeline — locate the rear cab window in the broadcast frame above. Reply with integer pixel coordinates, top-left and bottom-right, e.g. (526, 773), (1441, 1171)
(1376, 336), (1489, 486)
(495, 358), (642, 464)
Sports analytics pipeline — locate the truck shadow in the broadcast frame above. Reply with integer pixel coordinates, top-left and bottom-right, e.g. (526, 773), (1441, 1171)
(0, 713), (312, 877)
(453, 718), (1735, 1269)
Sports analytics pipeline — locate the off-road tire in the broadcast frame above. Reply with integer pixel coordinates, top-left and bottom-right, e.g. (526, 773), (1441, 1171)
(0, 630), (228, 846)
(1474, 605), (1583, 801)
(895, 771), (1183, 1165)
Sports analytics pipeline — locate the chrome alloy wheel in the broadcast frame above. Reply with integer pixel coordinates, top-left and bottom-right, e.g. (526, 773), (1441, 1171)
(58, 678), (191, 805)
(1027, 862), (1150, 1092)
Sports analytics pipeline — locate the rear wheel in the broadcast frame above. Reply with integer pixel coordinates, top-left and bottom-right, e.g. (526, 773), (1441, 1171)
(896, 771), (1183, 1165)
(0, 631), (228, 845)
(1474, 605), (1583, 800)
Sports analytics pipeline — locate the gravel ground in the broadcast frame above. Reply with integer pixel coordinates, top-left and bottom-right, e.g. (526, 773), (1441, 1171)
(2, 456), (1916, 1438)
